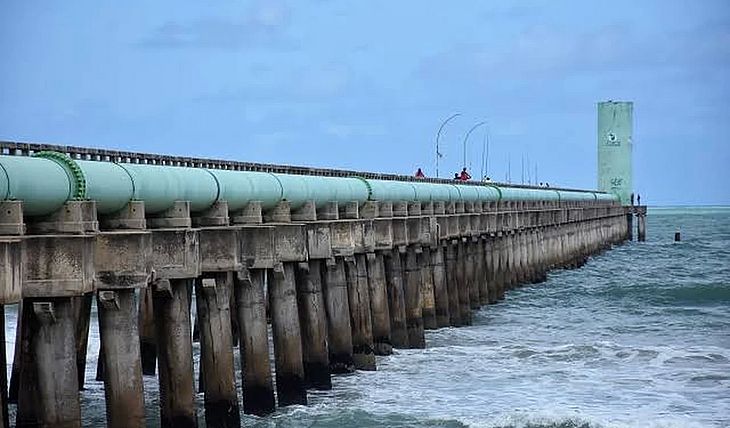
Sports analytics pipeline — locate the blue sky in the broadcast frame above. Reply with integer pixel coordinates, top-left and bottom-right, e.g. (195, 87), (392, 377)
(1, 1), (728, 205)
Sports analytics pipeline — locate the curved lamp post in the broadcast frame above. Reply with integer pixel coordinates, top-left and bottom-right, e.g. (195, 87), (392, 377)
(462, 121), (488, 170)
(435, 112), (461, 178)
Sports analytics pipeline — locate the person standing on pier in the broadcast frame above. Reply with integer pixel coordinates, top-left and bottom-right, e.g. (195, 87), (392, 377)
(637, 194), (641, 205)
(415, 168), (425, 178)
(631, 193), (635, 206)
(459, 167), (471, 181)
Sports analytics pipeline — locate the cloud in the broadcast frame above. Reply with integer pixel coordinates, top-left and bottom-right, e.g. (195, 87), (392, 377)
(416, 20), (730, 85)
(137, 0), (296, 50)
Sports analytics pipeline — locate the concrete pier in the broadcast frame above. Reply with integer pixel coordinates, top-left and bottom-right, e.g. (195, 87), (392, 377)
(195, 273), (240, 428)
(17, 298), (81, 428)
(403, 246), (425, 348)
(383, 249), (409, 348)
(295, 260), (332, 389)
(152, 278), (197, 428)
(419, 250), (438, 330)
(269, 262), (308, 406)
(431, 246), (450, 327)
(367, 252), (393, 355)
(0, 142), (639, 427)
(233, 269), (275, 416)
(445, 242), (462, 327)
(322, 257), (355, 373)
(345, 255), (376, 370)
(96, 290), (146, 428)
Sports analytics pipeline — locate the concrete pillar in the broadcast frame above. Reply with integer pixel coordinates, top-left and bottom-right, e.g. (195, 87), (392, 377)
(444, 243), (462, 326)
(17, 298), (81, 428)
(476, 240), (489, 306)
(295, 260), (332, 390)
(456, 241), (472, 325)
(484, 239), (497, 303)
(383, 250), (408, 348)
(269, 263), (308, 405)
(466, 241), (480, 310)
(233, 269), (275, 416)
(366, 253), (393, 355)
(96, 289), (146, 428)
(138, 288), (157, 376)
(431, 246), (450, 327)
(418, 251), (437, 330)
(0, 305), (7, 428)
(403, 247), (425, 348)
(152, 279), (197, 428)
(345, 255), (376, 370)
(73, 293), (93, 391)
(8, 302), (21, 404)
(195, 273), (240, 427)
(322, 258), (355, 372)
(490, 238), (504, 301)
(637, 214), (646, 242)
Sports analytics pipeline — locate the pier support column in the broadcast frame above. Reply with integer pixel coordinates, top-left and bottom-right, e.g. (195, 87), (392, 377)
(138, 288), (157, 376)
(431, 246), (450, 327)
(234, 269), (275, 416)
(322, 258), (355, 373)
(383, 249), (408, 348)
(0, 305), (7, 428)
(73, 293), (92, 391)
(637, 213), (646, 242)
(270, 262), (308, 405)
(366, 253), (393, 355)
(195, 273), (240, 428)
(17, 298), (81, 428)
(419, 250), (437, 330)
(456, 241), (472, 325)
(466, 241), (480, 310)
(476, 239), (489, 306)
(345, 255), (376, 370)
(152, 278), (197, 428)
(444, 242), (462, 326)
(97, 289), (146, 428)
(295, 260), (332, 389)
(403, 246), (425, 348)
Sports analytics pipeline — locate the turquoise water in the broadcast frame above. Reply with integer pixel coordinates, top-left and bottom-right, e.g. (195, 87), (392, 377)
(6, 207), (730, 427)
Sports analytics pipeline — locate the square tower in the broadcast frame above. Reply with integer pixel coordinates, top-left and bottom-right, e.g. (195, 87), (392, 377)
(597, 101), (633, 205)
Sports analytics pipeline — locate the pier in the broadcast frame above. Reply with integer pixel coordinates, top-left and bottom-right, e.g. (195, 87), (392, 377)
(0, 142), (632, 428)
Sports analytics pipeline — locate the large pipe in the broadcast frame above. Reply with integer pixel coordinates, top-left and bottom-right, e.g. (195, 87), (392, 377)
(0, 153), (619, 216)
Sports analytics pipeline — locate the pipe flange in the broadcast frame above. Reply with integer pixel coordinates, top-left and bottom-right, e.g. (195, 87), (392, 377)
(33, 151), (87, 199)
(351, 176), (372, 200)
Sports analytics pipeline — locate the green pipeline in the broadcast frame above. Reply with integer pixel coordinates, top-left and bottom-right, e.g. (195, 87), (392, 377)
(0, 153), (618, 216)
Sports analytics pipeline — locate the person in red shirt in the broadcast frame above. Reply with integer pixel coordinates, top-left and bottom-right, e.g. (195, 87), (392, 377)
(414, 168), (425, 178)
(459, 167), (471, 181)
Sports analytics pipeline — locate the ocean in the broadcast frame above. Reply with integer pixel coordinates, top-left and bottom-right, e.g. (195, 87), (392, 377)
(5, 206), (730, 427)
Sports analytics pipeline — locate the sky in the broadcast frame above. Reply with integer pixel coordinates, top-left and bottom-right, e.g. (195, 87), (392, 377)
(1, 1), (728, 205)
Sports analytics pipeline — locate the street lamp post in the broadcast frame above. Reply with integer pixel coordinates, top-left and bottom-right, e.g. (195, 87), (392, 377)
(435, 112), (461, 178)
(462, 121), (488, 170)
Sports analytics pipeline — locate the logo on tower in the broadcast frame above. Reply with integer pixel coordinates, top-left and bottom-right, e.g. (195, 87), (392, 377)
(605, 132), (620, 146)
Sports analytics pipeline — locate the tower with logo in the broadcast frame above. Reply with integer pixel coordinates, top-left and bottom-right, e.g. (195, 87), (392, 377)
(597, 101), (633, 205)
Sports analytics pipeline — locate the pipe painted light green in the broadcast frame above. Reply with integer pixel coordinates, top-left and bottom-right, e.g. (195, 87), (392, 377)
(453, 185), (500, 202)
(366, 179), (417, 202)
(557, 190), (597, 201)
(75, 160), (135, 214)
(210, 170), (282, 211)
(411, 182), (451, 202)
(499, 187), (560, 201)
(269, 174), (369, 209)
(116, 163), (219, 213)
(594, 192), (619, 202)
(0, 155), (72, 216)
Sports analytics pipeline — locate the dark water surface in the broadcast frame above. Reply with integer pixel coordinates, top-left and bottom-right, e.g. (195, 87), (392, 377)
(6, 207), (730, 427)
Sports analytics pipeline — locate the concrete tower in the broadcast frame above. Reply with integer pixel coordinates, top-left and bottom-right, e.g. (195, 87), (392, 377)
(597, 101), (633, 205)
